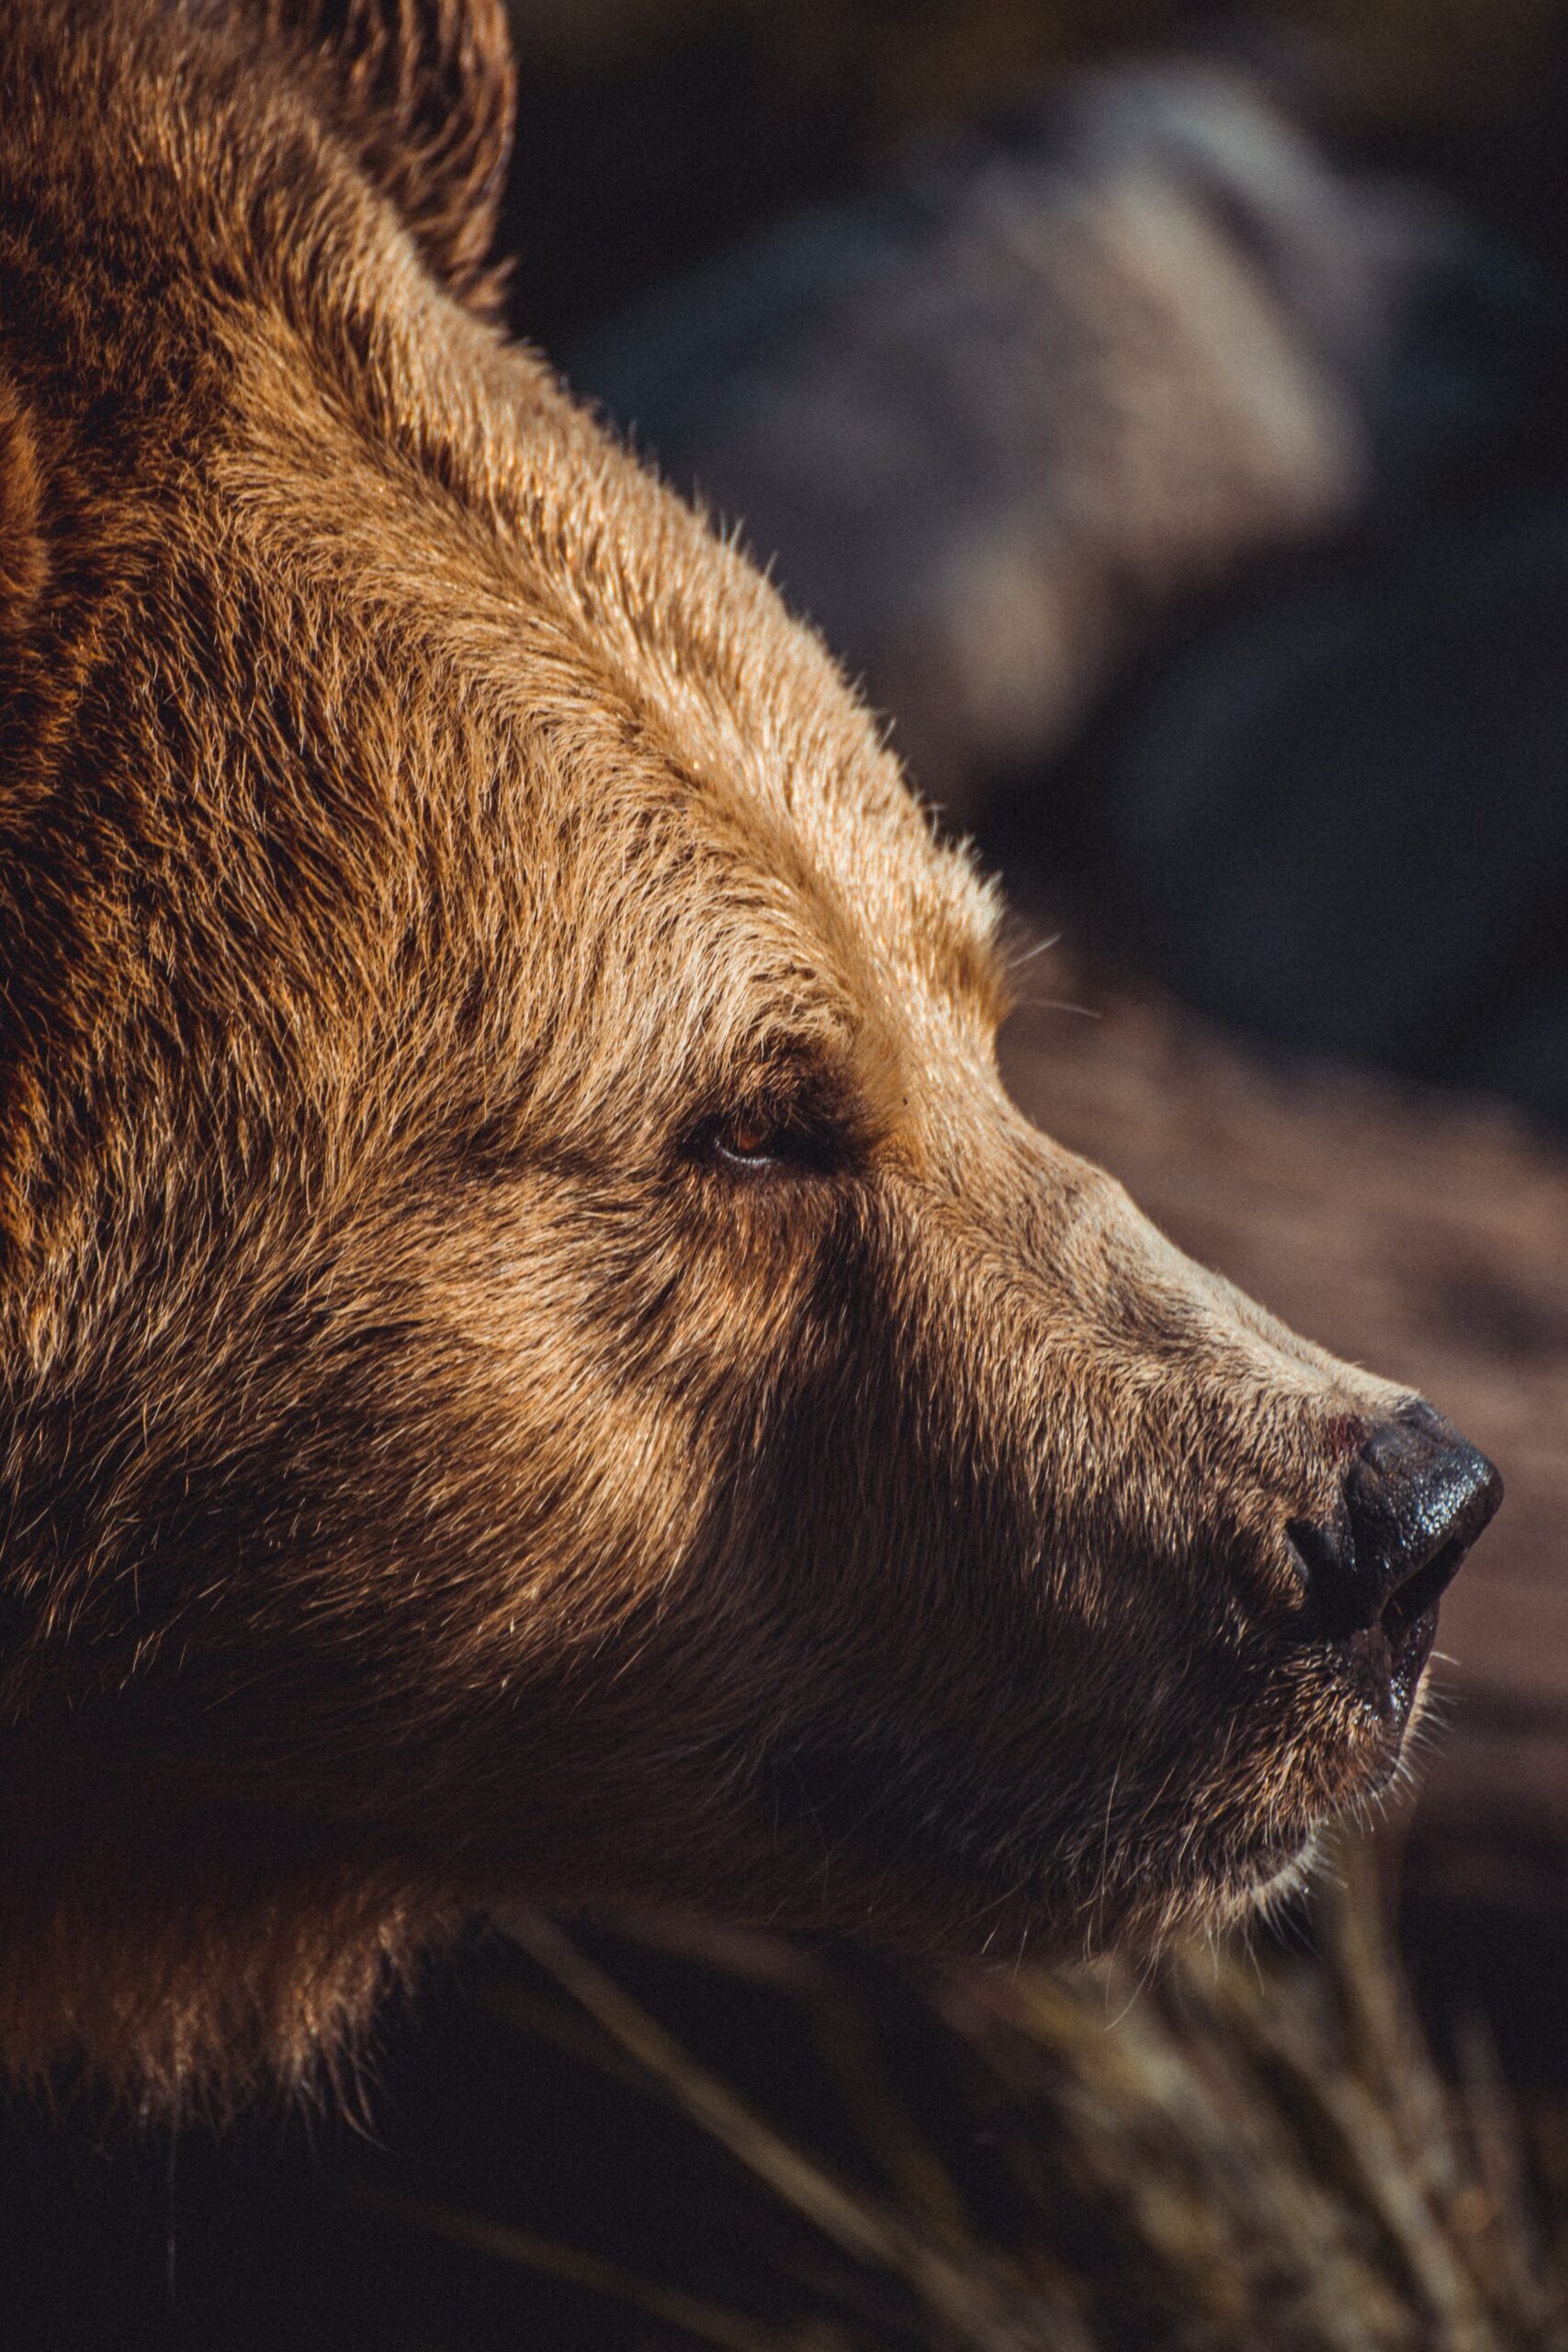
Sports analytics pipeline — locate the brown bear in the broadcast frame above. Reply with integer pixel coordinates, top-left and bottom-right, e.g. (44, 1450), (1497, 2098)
(0, 0), (1500, 2110)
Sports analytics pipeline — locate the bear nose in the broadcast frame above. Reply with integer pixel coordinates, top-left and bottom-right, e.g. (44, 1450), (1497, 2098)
(1289, 1403), (1503, 1645)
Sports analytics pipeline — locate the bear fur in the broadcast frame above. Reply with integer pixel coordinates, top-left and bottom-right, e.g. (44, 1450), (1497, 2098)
(0, 0), (1484, 2109)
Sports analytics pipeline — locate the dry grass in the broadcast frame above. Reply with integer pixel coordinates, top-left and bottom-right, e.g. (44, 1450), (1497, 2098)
(345, 1831), (1568, 2348)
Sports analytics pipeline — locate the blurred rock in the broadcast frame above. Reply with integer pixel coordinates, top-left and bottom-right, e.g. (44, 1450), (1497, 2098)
(573, 55), (1568, 1125)
(1067, 501), (1568, 1127)
(575, 60), (1524, 808)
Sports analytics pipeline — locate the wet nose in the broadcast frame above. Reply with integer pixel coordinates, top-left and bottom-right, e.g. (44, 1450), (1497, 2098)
(1289, 1402), (1503, 1643)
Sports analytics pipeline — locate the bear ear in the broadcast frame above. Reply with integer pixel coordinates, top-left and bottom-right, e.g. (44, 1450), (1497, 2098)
(262, 0), (517, 312)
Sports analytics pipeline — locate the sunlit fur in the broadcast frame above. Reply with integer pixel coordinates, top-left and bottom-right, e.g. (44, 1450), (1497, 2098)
(0, 0), (1429, 2111)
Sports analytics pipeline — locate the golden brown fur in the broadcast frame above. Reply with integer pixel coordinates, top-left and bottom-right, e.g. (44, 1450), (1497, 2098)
(0, 0), (1481, 2109)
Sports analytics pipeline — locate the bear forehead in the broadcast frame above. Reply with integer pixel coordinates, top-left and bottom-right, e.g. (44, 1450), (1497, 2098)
(2, 0), (1008, 1094)
(196, 291), (1010, 1050)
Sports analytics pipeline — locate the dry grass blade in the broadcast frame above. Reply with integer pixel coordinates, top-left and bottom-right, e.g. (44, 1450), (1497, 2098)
(949, 1829), (1568, 2350)
(502, 1914), (1092, 2351)
(395, 1837), (1568, 2349)
(804, 1975), (977, 2254)
(976, 1963), (1407, 2349)
(338, 2178), (800, 2352)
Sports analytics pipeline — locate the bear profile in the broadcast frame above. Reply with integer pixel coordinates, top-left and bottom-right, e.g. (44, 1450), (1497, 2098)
(0, 0), (1498, 2109)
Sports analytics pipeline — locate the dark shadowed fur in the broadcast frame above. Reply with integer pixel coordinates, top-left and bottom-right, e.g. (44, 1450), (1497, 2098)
(0, 0), (1482, 2109)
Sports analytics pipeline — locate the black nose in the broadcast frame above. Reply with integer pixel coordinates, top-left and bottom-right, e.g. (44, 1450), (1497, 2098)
(1289, 1402), (1503, 1645)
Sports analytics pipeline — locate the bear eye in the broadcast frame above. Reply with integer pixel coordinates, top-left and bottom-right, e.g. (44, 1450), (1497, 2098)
(700, 1099), (844, 1176)
(711, 1109), (792, 1168)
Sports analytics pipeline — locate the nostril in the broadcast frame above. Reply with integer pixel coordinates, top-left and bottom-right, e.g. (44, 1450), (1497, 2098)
(1290, 1404), (1503, 1644)
(1286, 1507), (1378, 1641)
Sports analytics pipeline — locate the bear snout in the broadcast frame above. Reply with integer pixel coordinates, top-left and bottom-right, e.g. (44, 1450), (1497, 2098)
(1286, 1400), (1502, 1740)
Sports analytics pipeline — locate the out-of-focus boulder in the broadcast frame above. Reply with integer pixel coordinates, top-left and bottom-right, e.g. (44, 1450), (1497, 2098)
(574, 60), (1531, 812)
(574, 56), (1568, 1128)
(1068, 502), (1568, 1128)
